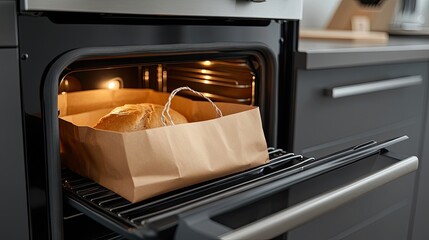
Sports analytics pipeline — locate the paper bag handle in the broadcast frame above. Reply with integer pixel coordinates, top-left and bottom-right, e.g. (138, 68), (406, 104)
(161, 86), (223, 126)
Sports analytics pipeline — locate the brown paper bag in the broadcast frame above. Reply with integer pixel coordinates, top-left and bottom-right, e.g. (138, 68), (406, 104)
(59, 88), (269, 202)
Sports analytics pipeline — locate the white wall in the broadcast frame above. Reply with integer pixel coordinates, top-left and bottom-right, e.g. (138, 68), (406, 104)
(301, 0), (341, 29)
(417, 0), (429, 26)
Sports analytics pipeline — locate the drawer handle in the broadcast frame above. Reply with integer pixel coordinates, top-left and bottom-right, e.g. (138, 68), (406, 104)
(325, 75), (423, 99)
(220, 156), (418, 240)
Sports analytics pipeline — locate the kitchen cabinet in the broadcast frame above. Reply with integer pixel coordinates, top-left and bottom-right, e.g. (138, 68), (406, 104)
(289, 39), (429, 240)
(287, 152), (416, 240)
(293, 62), (427, 158)
(411, 70), (429, 239)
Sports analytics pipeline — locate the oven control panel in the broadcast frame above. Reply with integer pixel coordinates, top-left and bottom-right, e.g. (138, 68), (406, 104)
(22, 0), (302, 20)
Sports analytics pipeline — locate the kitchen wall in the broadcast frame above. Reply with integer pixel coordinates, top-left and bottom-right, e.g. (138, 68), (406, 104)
(301, 0), (429, 29)
(419, 0), (429, 26)
(301, 0), (341, 29)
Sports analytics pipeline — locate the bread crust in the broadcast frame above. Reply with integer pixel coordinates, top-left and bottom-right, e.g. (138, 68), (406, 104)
(94, 103), (188, 132)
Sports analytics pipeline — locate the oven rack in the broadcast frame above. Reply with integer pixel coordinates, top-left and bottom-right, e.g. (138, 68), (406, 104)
(62, 148), (310, 240)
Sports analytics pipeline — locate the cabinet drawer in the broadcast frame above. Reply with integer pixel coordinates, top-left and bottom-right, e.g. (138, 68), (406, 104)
(300, 124), (420, 159)
(287, 152), (415, 240)
(293, 62), (427, 157)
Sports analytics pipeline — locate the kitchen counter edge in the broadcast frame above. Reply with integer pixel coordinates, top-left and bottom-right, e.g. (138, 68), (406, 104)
(296, 36), (429, 70)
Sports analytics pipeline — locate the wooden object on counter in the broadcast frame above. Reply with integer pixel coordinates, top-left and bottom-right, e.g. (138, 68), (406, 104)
(300, 29), (388, 43)
(327, 0), (397, 32)
(300, 0), (397, 43)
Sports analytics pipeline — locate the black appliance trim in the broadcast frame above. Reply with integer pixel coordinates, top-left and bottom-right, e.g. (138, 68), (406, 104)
(44, 12), (273, 26)
(42, 42), (277, 240)
(278, 20), (299, 151)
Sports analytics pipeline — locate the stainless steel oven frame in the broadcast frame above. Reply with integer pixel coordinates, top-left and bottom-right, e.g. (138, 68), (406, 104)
(20, 0), (302, 20)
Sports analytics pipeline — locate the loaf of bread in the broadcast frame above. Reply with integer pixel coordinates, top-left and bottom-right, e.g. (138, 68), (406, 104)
(93, 103), (188, 132)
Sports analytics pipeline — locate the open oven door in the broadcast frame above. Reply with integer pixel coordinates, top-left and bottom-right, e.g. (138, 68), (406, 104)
(173, 135), (418, 240)
(63, 135), (417, 240)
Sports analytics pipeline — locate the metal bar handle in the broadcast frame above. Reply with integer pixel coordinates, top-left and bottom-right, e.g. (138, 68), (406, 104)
(325, 75), (422, 99)
(220, 156), (418, 240)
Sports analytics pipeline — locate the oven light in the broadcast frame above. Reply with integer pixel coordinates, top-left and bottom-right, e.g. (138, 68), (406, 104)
(107, 81), (117, 89)
(105, 77), (123, 90)
(162, 70), (168, 92)
(144, 69), (150, 87)
(201, 69), (209, 74)
(157, 64), (163, 91)
(202, 61), (212, 66)
(204, 75), (211, 80)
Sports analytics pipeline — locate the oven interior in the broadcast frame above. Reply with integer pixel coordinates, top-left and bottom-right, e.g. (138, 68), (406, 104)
(59, 52), (262, 104)
(56, 47), (277, 138)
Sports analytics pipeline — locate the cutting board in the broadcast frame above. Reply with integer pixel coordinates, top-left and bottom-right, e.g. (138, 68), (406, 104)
(300, 29), (388, 43)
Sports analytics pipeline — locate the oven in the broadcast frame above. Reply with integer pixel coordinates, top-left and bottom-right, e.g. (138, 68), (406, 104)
(0, 1), (419, 239)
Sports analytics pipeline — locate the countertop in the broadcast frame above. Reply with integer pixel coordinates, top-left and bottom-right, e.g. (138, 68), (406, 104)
(296, 36), (429, 70)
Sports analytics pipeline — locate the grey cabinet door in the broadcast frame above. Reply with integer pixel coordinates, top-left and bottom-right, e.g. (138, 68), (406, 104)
(293, 62), (427, 158)
(289, 62), (427, 240)
(0, 49), (29, 239)
(287, 168), (415, 240)
(411, 63), (429, 240)
(286, 149), (416, 240)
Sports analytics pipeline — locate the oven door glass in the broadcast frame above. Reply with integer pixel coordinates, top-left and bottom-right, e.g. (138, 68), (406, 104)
(62, 135), (417, 240)
(174, 137), (417, 240)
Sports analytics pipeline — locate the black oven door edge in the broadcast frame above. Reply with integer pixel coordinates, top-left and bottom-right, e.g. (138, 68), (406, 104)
(173, 136), (418, 240)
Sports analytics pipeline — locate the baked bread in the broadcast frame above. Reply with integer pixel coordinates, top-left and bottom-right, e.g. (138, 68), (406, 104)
(93, 103), (188, 132)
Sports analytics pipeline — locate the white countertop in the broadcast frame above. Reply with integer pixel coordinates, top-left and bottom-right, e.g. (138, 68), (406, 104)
(296, 36), (429, 69)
